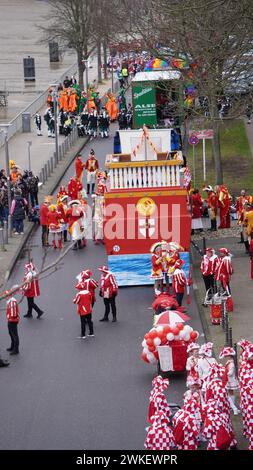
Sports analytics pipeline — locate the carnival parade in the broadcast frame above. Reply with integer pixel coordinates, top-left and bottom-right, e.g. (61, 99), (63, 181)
(1, 0), (253, 459)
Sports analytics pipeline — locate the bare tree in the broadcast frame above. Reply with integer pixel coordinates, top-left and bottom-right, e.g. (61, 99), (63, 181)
(39, 0), (97, 90)
(109, 0), (253, 184)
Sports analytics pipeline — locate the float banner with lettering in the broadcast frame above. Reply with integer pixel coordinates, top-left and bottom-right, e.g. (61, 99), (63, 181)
(133, 85), (157, 128)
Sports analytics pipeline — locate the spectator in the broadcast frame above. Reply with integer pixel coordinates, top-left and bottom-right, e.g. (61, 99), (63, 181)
(10, 189), (27, 235)
(28, 171), (39, 207)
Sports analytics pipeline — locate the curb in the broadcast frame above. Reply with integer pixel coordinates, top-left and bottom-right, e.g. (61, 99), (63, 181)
(1, 136), (89, 290)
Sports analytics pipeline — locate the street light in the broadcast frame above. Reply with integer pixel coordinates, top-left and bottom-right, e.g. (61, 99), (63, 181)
(27, 140), (32, 171)
(50, 83), (59, 165)
(0, 123), (12, 237)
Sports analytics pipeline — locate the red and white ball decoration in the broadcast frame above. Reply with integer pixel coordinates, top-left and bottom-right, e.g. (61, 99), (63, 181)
(141, 324), (199, 364)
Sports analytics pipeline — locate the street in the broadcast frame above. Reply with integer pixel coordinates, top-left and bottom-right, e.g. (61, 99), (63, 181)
(0, 130), (204, 450)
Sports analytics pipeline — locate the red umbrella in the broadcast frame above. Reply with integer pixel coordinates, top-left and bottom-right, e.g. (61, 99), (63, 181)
(154, 310), (190, 327)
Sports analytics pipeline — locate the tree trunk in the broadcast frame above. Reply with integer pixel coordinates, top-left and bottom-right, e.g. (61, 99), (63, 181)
(77, 50), (85, 91)
(97, 40), (102, 83)
(211, 120), (223, 184)
(103, 40), (108, 80)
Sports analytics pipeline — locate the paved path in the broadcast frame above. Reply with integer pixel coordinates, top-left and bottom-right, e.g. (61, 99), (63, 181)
(0, 129), (205, 450)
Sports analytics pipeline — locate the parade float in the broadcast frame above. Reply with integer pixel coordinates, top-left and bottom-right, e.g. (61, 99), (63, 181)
(103, 125), (191, 286)
(140, 309), (199, 372)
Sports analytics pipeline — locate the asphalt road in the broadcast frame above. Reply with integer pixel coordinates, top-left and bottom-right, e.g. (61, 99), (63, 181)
(0, 128), (205, 450)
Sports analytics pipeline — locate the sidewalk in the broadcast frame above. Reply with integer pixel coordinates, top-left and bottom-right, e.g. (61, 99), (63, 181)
(0, 77), (113, 289)
(191, 228), (252, 449)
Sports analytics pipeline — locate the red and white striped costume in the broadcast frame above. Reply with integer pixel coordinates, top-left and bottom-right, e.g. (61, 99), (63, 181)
(6, 298), (20, 323)
(100, 272), (118, 298)
(200, 255), (213, 276)
(215, 255), (233, 288)
(173, 401), (200, 450)
(172, 267), (187, 294)
(73, 289), (92, 316)
(145, 411), (175, 450)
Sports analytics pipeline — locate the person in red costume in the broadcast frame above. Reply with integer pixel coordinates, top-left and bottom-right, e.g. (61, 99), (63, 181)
(40, 196), (51, 247)
(66, 200), (84, 250)
(215, 247), (233, 294)
(98, 265), (118, 322)
(75, 269), (98, 306)
(150, 243), (164, 294)
(22, 262), (44, 319)
(85, 149), (99, 195)
(6, 297), (20, 355)
(47, 204), (62, 249)
(57, 185), (68, 201)
(172, 259), (188, 306)
(73, 288), (94, 339)
(216, 185), (231, 229)
(75, 155), (84, 182)
(68, 177), (83, 200)
(191, 189), (203, 234)
(203, 185), (218, 231)
(57, 195), (69, 243)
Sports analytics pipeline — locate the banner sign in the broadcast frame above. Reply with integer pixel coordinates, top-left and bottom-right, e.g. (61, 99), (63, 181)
(133, 86), (157, 128)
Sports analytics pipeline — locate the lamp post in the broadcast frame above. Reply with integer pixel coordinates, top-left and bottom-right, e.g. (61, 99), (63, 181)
(111, 57), (114, 93)
(27, 140), (32, 171)
(50, 83), (59, 165)
(0, 124), (12, 238)
(83, 59), (89, 96)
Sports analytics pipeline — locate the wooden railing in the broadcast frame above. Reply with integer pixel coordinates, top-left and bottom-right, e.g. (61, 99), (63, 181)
(105, 158), (182, 189)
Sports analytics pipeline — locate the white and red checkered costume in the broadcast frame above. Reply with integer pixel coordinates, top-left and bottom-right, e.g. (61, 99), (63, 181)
(202, 400), (236, 450)
(145, 411), (175, 450)
(172, 401), (200, 450)
(148, 376), (171, 423)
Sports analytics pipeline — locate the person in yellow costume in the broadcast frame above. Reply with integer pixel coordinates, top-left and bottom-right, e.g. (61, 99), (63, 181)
(105, 93), (118, 121)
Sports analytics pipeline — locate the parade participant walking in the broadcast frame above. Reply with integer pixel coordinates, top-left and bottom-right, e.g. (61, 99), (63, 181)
(10, 188), (27, 235)
(85, 149), (99, 195)
(198, 343), (217, 399)
(75, 270), (98, 307)
(219, 347), (240, 415)
(73, 288), (94, 339)
(200, 247), (217, 304)
(22, 262), (44, 319)
(191, 189), (203, 234)
(203, 185), (218, 231)
(34, 113), (42, 136)
(186, 343), (200, 387)
(150, 243), (164, 294)
(215, 247), (233, 294)
(88, 109), (98, 139)
(172, 259), (187, 306)
(202, 400), (235, 450)
(98, 108), (110, 138)
(75, 155), (84, 183)
(66, 200), (85, 250)
(40, 196), (51, 247)
(236, 190), (248, 243)
(68, 177), (83, 201)
(6, 297), (20, 355)
(99, 266), (118, 322)
(173, 399), (201, 450)
(57, 195), (69, 243)
(148, 376), (171, 423)
(47, 204), (62, 249)
(144, 411), (175, 450)
(216, 185), (231, 229)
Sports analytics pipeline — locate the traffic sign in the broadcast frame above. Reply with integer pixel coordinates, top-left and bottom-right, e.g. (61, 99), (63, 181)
(189, 129), (214, 139)
(188, 134), (199, 146)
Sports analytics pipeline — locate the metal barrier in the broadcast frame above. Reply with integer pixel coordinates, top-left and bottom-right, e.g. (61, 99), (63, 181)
(3, 220), (8, 244)
(0, 62), (78, 147)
